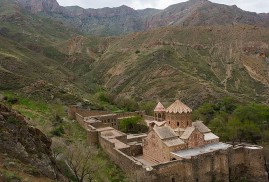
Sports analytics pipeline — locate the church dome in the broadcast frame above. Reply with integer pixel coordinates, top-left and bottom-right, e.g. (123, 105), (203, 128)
(166, 100), (192, 114)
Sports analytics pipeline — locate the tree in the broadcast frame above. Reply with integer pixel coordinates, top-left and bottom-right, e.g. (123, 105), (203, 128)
(64, 143), (103, 182)
(227, 118), (242, 143)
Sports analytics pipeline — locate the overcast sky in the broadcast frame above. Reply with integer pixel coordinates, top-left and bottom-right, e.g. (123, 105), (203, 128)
(56, 0), (269, 13)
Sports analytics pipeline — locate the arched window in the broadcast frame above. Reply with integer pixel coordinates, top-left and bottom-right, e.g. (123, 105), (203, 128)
(158, 113), (162, 121)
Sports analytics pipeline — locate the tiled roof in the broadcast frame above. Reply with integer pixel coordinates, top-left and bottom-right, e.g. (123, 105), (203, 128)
(166, 100), (192, 114)
(154, 121), (166, 127)
(154, 102), (166, 112)
(180, 127), (195, 140)
(163, 138), (185, 147)
(154, 126), (178, 140)
(192, 121), (211, 133)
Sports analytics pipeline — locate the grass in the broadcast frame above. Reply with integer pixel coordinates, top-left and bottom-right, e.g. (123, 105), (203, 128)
(1, 91), (128, 181)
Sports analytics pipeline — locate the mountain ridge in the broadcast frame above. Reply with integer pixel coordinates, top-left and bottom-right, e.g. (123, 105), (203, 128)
(15, 0), (269, 35)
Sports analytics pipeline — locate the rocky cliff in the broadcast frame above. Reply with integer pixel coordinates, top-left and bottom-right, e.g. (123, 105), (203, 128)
(16, 0), (269, 35)
(0, 104), (59, 179)
(16, 0), (62, 13)
(15, 0), (159, 35)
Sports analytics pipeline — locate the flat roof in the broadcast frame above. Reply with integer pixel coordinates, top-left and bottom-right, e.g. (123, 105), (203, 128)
(204, 133), (219, 141)
(127, 133), (147, 139)
(96, 127), (114, 132)
(101, 130), (125, 138)
(171, 142), (232, 159)
(85, 118), (101, 124)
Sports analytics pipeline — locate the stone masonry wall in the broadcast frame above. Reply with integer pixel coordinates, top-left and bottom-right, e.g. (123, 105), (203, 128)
(166, 113), (192, 129)
(75, 113), (86, 129)
(98, 135), (268, 182)
(98, 136), (143, 176)
(137, 146), (268, 182)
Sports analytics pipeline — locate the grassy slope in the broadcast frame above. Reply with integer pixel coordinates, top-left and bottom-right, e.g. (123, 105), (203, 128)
(0, 1), (101, 104)
(0, 0), (73, 87)
(0, 92), (128, 181)
(62, 24), (269, 107)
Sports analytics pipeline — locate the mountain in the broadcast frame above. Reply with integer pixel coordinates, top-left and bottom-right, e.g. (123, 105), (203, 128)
(0, 0), (91, 104)
(16, 0), (160, 35)
(145, 0), (269, 29)
(57, 24), (269, 107)
(0, 0), (269, 107)
(16, 0), (269, 36)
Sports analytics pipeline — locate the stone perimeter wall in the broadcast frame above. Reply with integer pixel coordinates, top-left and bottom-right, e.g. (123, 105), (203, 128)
(141, 146), (268, 182)
(98, 134), (268, 181)
(93, 125), (268, 182)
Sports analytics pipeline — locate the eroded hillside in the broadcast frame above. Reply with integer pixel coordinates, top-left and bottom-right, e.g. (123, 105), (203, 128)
(59, 25), (269, 107)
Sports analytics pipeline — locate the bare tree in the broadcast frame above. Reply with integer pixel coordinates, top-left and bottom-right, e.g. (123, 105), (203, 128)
(51, 138), (65, 160)
(65, 143), (102, 182)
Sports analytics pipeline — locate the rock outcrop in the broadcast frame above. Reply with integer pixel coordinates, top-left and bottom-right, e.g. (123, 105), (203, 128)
(0, 104), (58, 179)
(16, 0), (62, 13)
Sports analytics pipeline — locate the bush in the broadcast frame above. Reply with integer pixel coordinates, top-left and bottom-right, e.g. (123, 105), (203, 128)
(1, 170), (22, 182)
(52, 114), (63, 126)
(51, 126), (65, 137)
(195, 98), (269, 144)
(119, 116), (148, 134)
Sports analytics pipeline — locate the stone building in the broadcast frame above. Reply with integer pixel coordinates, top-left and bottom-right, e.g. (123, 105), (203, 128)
(143, 126), (187, 163)
(143, 100), (220, 163)
(68, 105), (144, 130)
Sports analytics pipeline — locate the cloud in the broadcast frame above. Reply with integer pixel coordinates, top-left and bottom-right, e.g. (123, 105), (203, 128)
(56, 0), (269, 13)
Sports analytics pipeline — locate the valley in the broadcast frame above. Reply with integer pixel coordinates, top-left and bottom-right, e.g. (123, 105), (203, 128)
(0, 0), (269, 181)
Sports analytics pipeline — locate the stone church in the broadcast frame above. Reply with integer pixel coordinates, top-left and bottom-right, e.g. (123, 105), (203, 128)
(143, 100), (219, 163)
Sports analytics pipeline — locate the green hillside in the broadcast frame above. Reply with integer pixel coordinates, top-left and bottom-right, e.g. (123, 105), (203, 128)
(58, 25), (269, 107)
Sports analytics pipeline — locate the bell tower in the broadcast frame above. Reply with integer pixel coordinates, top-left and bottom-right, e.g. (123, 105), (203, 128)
(154, 102), (166, 122)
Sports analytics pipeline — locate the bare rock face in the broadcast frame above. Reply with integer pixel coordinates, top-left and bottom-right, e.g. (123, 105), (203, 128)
(0, 104), (57, 179)
(15, 0), (269, 35)
(16, 0), (61, 13)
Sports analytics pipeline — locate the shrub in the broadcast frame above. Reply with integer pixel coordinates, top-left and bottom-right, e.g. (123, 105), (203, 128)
(119, 116), (148, 134)
(1, 170), (22, 182)
(51, 126), (65, 137)
(7, 116), (21, 125)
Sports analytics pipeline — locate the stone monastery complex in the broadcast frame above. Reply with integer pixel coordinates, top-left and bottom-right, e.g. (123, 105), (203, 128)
(144, 100), (221, 163)
(68, 100), (268, 182)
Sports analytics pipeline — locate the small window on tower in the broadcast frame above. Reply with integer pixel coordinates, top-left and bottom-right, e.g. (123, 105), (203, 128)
(177, 122), (179, 126)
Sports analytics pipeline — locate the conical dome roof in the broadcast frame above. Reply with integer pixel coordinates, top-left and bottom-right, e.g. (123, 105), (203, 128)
(154, 102), (166, 112)
(166, 100), (192, 114)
